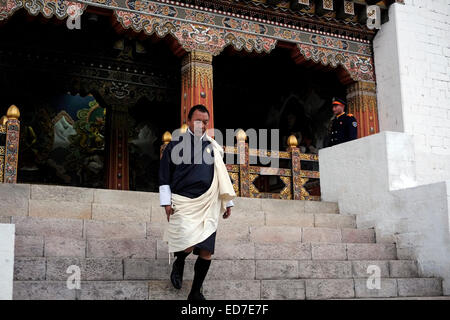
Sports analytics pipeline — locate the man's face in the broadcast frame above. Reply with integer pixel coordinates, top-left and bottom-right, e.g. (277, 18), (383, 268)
(332, 103), (345, 115)
(188, 110), (209, 136)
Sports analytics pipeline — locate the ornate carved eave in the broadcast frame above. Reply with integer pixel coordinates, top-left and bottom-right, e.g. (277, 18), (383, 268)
(0, 0), (379, 82)
(177, 0), (375, 41)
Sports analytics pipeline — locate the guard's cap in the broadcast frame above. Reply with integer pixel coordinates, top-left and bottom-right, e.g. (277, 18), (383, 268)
(332, 97), (346, 106)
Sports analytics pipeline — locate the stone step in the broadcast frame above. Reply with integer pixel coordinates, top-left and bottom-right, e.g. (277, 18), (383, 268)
(1, 184), (340, 223)
(15, 235), (387, 261)
(8, 214), (359, 242)
(5, 205), (347, 226)
(12, 228), (375, 258)
(14, 240), (396, 261)
(7, 215), (365, 249)
(10, 216), (148, 239)
(245, 197), (339, 214)
(14, 256), (420, 282)
(252, 242), (397, 261)
(12, 278), (444, 300)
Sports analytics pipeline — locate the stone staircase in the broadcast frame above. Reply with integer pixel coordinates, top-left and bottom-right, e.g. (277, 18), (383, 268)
(0, 183), (447, 300)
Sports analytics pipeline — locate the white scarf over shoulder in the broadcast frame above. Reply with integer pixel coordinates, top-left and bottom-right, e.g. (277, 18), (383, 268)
(162, 134), (236, 263)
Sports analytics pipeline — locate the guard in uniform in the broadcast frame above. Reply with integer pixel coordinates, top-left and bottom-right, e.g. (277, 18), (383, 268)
(327, 97), (358, 147)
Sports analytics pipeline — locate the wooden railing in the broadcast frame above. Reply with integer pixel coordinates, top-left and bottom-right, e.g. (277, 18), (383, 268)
(160, 126), (320, 201)
(0, 105), (21, 183)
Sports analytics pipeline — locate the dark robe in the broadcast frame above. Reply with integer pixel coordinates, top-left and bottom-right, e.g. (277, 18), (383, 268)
(159, 131), (215, 197)
(159, 131), (217, 254)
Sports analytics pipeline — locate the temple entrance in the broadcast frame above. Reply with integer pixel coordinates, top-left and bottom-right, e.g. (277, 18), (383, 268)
(214, 45), (346, 151)
(128, 97), (179, 192)
(214, 45), (346, 195)
(0, 11), (180, 190)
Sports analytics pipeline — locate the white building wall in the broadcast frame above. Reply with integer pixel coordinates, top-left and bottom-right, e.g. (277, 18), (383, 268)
(373, 0), (450, 185)
(0, 224), (15, 300)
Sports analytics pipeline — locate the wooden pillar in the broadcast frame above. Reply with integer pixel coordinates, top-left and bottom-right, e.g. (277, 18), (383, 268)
(346, 81), (379, 138)
(2, 105), (20, 183)
(181, 51), (214, 130)
(236, 129), (249, 197)
(286, 135), (302, 201)
(105, 105), (129, 190)
(0, 116), (7, 183)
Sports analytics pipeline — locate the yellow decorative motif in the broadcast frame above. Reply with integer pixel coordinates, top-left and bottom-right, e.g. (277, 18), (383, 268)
(224, 146), (237, 154)
(6, 105), (20, 119)
(0, 116), (8, 126)
(287, 135), (298, 147)
(181, 51), (213, 89)
(279, 176), (292, 199)
(236, 129), (247, 142)
(248, 174), (257, 191)
(0, 146), (4, 183)
(162, 131), (172, 144)
(180, 124), (188, 133)
(229, 172), (240, 195)
(299, 153), (319, 161)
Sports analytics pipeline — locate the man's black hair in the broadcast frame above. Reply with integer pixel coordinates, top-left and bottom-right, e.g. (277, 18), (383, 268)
(188, 104), (210, 120)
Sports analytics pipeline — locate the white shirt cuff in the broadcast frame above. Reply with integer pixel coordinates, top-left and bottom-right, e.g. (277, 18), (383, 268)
(226, 200), (234, 208)
(159, 185), (172, 206)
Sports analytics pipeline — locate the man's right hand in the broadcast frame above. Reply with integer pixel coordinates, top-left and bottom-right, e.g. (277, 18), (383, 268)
(164, 205), (174, 222)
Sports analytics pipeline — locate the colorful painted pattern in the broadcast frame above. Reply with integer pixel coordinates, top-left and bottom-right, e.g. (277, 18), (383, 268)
(0, 121), (5, 182)
(0, 0), (86, 21)
(23, 0), (86, 18)
(346, 81), (379, 137)
(181, 51), (214, 129)
(112, 0), (374, 81)
(249, 166), (292, 177)
(115, 10), (277, 55)
(0, 0), (21, 20)
(0, 146), (4, 182)
(249, 148), (291, 159)
(298, 43), (375, 82)
(4, 119), (20, 183)
(237, 141), (250, 198)
(222, 141), (320, 201)
(0, 0), (375, 82)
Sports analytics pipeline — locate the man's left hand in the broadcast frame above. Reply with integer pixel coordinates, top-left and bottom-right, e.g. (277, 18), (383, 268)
(223, 207), (231, 219)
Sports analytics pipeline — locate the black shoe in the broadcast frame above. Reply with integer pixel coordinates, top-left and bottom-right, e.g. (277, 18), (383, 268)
(170, 258), (185, 289)
(187, 290), (206, 301)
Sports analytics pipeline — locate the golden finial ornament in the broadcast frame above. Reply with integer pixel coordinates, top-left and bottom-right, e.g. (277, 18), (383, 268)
(162, 131), (172, 144)
(287, 135), (298, 147)
(236, 129), (246, 142)
(180, 124), (188, 133)
(6, 105), (20, 119)
(0, 115), (8, 126)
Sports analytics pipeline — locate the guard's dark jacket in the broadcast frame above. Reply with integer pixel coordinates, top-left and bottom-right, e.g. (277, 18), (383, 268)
(328, 112), (358, 147)
(159, 131), (215, 199)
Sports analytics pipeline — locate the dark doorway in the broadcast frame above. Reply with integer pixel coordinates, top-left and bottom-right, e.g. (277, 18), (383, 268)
(214, 46), (345, 195)
(214, 46), (346, 153)
(0, 11), (180, 189)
